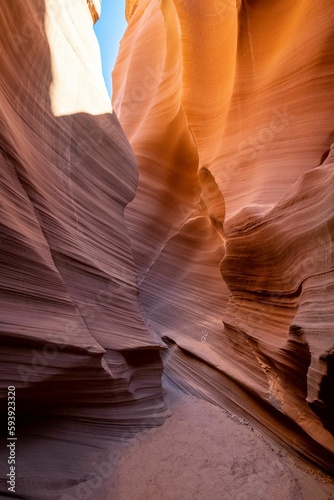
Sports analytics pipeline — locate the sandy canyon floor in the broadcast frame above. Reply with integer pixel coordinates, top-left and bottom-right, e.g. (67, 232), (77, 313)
(100, 382), (334, 500)
(1, 381), (333, 499)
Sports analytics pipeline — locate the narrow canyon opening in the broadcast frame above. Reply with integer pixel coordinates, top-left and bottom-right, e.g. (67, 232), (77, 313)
(0, 1), (334, 499)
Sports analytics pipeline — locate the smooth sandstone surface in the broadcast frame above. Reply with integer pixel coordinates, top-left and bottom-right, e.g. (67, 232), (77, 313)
(0, 0), (167, 450)
(113, 0), (334, 473)
(0, 0), (334, 498)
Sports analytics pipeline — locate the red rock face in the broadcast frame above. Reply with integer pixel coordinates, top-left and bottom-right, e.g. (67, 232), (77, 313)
(0, 0), (166, 430)
(0, 0), (333, 494)
(113, 0), (334, 471)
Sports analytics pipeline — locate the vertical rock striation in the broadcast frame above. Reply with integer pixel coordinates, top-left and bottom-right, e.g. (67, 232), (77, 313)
(0, 0), (333, 493)
(113, 0), (334, 472)
(0, 0), (167, 429)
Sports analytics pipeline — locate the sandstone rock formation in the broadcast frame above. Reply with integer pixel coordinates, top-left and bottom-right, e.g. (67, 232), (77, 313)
(0, 0), (167, 434)
(113, 0), (334, 472)
(0, 1), (333, 497)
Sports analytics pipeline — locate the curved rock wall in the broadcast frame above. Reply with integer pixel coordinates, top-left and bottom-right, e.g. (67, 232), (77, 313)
(0, 0), (166, 426)
(113, 0), (334, 472)
(0, 0), (333, 489)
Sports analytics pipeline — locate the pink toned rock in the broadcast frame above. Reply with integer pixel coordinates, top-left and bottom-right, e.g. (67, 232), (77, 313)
(113, 0), (334, 472)
(0, 0), (166, 427)
(0, 1), (334, 497)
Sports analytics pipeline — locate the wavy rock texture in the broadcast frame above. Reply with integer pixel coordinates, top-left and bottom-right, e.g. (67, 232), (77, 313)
(0, 0), (167, 442)
(1, 0), (334, 497)
(113, 0), (334, 472)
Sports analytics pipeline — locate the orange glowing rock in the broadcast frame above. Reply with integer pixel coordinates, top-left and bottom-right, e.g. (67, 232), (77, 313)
(112, 0), (334, 471)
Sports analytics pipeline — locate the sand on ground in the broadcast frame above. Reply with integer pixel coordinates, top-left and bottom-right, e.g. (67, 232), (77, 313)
(96, 382), (334, 500)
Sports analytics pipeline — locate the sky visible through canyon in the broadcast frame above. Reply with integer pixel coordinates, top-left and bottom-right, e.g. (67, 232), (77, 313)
(94, 0), (126, 96)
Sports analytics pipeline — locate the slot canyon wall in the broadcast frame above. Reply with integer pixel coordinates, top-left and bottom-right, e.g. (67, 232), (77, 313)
(113, 0), (334, 472)
(0, 0), (333, 494)
(0, 0), (168, 436)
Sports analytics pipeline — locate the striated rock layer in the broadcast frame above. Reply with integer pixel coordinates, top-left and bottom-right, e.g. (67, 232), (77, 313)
(0, 0), (168, 441)
(0, 0), (333, 495)
(113, 0), (334, 472)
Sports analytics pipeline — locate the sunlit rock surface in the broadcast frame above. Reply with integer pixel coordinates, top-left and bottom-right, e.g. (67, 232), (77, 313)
(0, 0), (167, 446)
(0, 1), (334, 497)
(113, 0), (334, 472)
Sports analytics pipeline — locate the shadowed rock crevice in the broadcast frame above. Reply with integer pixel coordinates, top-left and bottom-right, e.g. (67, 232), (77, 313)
(311, 352), (334, 435)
